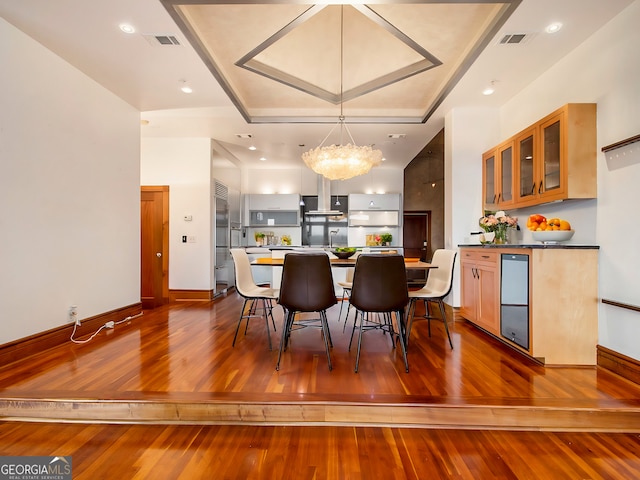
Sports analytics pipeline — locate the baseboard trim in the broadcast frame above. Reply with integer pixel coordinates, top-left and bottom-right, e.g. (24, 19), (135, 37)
(0, 303), (142, 367)
(597, 345), (640, 386)
(169, 289), (215, 302)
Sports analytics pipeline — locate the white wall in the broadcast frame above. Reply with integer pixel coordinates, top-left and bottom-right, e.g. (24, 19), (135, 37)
(446, 107), (500, 305)
(245, 166), (404, 196)
(0, 18), (141, 344)
(140, 138), (214, 290)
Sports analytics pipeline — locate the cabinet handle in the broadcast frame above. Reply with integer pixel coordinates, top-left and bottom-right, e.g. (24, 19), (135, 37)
(538, 181), (543, 194)
(492, 194), (497, 204)
(481, 255), (490, 258)
(497, 193), (501, 203)
(530, 183), (535, 195)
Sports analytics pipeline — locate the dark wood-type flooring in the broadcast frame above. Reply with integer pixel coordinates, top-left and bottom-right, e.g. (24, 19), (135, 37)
(1, 291), (640, 478)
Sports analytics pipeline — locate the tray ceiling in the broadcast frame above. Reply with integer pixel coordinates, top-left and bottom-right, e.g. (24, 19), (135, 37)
(162, 1), (520, 124)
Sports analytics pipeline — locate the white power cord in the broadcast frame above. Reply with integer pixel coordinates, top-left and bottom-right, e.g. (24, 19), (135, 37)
(70, 312), (143, 344)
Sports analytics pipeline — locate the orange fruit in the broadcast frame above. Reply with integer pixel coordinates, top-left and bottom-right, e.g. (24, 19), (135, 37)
(539, 222), (548, 230)
(560, 220), (571, 230)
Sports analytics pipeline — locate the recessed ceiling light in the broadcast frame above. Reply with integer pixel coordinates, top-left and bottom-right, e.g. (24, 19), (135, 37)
(179, 81), (192, 94)
(483, 80), (497, 96)
(259, 157), (267, 161)
(119, 24), (135, 34)
(248, 146), (257, 151)
(545, 22), (563, 34)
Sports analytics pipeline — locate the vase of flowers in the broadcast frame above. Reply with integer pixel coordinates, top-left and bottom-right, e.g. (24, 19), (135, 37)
(479, 210), (518, 244)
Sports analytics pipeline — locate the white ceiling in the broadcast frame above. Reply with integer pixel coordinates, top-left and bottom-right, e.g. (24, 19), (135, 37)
(0, 0), (633, 171)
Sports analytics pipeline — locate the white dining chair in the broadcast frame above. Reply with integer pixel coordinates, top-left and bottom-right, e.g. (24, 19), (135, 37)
(230, 248), (279, 350)
(406, 249), (457, 350)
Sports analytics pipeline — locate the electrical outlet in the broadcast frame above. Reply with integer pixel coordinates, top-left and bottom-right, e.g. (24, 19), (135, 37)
(70, 305), (80, 326)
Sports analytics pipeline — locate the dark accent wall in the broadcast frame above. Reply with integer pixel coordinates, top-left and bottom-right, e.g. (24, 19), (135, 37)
(403, 129), (445, 256)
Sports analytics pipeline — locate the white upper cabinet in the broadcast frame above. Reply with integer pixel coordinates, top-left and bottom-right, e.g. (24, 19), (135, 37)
(348, 193), (401, 211)
(244, 194), (300, 226)
(248, 194), (300, 210)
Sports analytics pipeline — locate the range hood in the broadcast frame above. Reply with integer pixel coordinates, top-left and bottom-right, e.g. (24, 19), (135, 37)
(307, 175), (342, 215)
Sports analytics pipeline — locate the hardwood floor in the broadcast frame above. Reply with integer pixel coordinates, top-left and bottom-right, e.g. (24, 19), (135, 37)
(1, 291), (640, 478)
(1, 422), (640, 479)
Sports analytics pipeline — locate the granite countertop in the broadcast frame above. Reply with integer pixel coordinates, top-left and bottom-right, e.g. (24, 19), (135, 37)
(458, 243), (599, 249)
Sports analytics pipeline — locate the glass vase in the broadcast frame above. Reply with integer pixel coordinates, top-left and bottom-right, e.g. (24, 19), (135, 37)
(494, 225), (508, 244)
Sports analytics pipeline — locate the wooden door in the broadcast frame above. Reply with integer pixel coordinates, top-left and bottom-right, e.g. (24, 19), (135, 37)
(403, 212), (429, 286)
(141, 186), (169, 308)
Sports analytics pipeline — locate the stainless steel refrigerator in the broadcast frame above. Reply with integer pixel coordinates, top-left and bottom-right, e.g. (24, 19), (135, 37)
(213, 181), (231, 296)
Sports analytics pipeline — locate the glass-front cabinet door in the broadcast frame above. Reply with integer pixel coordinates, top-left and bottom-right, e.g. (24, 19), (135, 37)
(482, 150), (497, 209)
(515, 126), (537, 205)
(539, 112), (565, 201)
(498, 141), (514, 207)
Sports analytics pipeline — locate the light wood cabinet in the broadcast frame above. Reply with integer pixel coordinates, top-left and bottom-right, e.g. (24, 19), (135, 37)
(459, 246), (599, 365)
(484, 103), (597, 210)
(460, 249), (500, 335)
(482, 140), (515, 211)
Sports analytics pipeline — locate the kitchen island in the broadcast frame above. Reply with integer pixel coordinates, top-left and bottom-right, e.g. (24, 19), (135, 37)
(459, 244), (599, 365)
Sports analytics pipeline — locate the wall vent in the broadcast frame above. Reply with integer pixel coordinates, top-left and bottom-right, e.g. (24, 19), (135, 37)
(143, 34), (181, 47)
(497, 32), (536, 45)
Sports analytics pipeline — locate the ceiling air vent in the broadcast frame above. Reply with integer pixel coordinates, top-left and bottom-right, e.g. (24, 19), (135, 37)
(143, 34), (181, 47)
(497, 33), (535, 45)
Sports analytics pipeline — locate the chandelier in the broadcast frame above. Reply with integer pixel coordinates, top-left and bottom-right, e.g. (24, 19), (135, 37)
(302, 6), (383, 181)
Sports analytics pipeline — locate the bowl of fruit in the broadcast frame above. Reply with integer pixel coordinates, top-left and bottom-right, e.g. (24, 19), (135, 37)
(527, 215), (575, 244)
(331, 247), (357, 259)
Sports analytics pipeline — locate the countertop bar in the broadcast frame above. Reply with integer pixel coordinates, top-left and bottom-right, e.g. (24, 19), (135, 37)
(458, 243), (599, 249)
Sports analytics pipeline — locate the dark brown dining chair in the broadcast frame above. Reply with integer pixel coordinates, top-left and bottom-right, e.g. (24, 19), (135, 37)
(276, 253), (337, 371)
(349, 254), (409, 373)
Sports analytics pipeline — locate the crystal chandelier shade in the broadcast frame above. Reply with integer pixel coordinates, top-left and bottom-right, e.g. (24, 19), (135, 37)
(302, 137), (382, 180)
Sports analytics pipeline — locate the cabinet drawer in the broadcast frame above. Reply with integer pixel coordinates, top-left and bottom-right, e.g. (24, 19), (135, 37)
(461, 249), (498, 264)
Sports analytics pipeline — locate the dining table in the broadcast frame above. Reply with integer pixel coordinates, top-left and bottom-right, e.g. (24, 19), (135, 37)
(251, 256), (436, 270)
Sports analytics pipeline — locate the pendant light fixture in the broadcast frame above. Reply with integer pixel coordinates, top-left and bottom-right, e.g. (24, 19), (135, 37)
(302, 6), (382, 181)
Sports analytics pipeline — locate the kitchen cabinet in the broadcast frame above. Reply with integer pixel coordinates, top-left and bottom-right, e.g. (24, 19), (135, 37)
(482, 140), (515, 210)
(483, 103), (597, 210)
(460, 249), (500, 335)
(348, 193), (400, 226)
(245, 194), (300, 227)
(459, 246), (599, 365)
(248, 193), (300, 211)
(348, 193), (400, 211)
